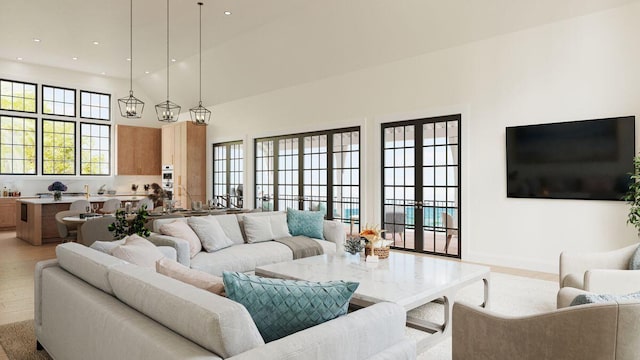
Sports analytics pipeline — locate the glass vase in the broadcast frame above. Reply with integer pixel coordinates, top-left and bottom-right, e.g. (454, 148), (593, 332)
(53, 191), (62, 201)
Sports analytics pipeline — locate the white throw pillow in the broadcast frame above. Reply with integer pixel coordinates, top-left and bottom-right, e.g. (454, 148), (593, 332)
(159, 220), (202, 258)
(188, 216), (234, 252)
(243, 215), (275, 243)
(109, 235), (165, 269)
(269, 213), (291, 239)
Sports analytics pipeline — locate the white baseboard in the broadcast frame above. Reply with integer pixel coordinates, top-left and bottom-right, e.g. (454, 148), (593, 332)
(464, 250), (558, 275)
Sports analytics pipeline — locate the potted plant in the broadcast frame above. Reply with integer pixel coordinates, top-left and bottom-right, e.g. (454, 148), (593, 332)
(624, 155), (640, 233)
(108, 205), (151, 239)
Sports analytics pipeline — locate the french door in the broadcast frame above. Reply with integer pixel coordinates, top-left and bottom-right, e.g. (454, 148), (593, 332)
(381, 114), (461, 258)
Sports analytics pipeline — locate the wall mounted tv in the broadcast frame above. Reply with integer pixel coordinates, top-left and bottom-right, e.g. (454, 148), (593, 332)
(506, 116), (635, 200)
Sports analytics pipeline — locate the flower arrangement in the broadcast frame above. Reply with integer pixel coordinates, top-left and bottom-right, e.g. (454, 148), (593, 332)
(47, 181), (68, 192)
(359, 224), (385, 248)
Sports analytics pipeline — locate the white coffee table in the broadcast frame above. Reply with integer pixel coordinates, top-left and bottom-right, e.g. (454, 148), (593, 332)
(255, 251), (490, 352)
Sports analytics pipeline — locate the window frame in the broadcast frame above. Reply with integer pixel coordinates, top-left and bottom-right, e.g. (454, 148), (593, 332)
(79, 122), (111, 176)
(80, 90), (111, 121)
(0, 115), (38, 175)
(41, 118), (77, 175)
(42, 84), (76, 118)
(212, 140), (244, 208)
(0, 78), (38, 114)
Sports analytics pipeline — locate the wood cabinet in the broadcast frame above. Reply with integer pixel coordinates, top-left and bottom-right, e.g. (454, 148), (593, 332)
(162, 122), (206, 209)
(0, 198), (16, 229)
(117, 125), (161, 175)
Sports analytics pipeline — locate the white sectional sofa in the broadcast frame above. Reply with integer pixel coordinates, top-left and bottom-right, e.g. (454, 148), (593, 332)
(147, 212), (345, 276)
(35, 243), (416, 360)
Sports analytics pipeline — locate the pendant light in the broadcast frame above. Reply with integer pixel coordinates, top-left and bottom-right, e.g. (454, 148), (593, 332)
(156, 0), (180, 122)
(118, 0), (144, 118)
(190, 2), (211, 126)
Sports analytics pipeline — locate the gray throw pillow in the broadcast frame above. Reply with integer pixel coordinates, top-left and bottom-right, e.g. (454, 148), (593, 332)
(570, 291), (640, 306)
(628, 245), (640, 270)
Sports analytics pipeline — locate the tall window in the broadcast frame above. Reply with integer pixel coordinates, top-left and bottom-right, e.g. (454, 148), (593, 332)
(80, 123), (110, 175)
(80, 91), (110, 120)
(254, 127), (360, 227)
(42, 85), (75, 117)
(0, 116), (37, 174)
(381, 115), (461, 258)
(212, 141), (244, 208)
(0, 79), (37, 113)
(42, 119), (76, 175)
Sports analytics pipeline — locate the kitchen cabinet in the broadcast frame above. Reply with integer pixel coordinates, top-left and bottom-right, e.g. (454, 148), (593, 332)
(117, 125), (161, 175)
(0, 198), (16, 229)
(161, 122), (206, 209)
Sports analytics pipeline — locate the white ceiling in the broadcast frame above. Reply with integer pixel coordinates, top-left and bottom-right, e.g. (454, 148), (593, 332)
(1, 0), (637, 108)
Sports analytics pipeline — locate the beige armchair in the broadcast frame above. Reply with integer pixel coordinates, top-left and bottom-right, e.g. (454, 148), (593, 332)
(452, 292), (640, 360)
(559, 243), (640, 294)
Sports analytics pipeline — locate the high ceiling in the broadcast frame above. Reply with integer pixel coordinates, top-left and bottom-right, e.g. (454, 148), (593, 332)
(1, 0), (637, 107)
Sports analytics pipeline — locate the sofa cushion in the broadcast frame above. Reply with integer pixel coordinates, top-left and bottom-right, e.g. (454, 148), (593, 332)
(570, 291), (640, 306)
(56, 242), (126, 295)
(109, 235), (165, 269)
(223, 272), (358, 342)
(190, 242), (293, 276)
(243, 215), (275, 243)
(629, 245), (640, 270)
(188, 216), (234, 252)
(156, 257), (225, 296)
(109, 264), (264, 358)
(159, 220), (202, 258)
(151, 217), (188, 233)
(213, 214), (245, 245)
(287, 209), (324, 239)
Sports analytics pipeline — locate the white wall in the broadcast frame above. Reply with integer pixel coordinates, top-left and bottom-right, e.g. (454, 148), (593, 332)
(0, 59), (162, 196)
(206, 3), (640, 273)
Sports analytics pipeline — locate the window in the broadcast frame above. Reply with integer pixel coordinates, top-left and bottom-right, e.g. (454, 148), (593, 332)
(0, 79), (37, 113)
(0, 115), (37, 174)
(254, 127), (360, 227)
(80, 91), (110, 120)
(42, 119), (76, 175)
(80, 123), (110, 175)
(42, 85), (75, 117)
(212, 141), (244, 208)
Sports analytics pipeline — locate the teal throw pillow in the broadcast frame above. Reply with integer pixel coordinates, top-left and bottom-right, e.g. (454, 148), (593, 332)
(570, 291), (640, 306)
(628, 245), (640, 270)
(287, 208), (324, 239)
(223, 271), (358, 342)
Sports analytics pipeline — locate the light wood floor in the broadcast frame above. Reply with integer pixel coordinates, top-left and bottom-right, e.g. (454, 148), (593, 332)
(0, 230), (556, 358)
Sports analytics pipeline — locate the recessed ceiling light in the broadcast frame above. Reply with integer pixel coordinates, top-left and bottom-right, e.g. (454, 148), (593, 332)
(92, 41), (99, 45)
(126, 58), (131, 61)
(171, 58), (176, 62)
(100, 72), (106, 75)
(144, 71), (150, 74)
(16, 57), (23, 61)
(33, 38), (41, 43)
(72, 57), (78, 60)
(224, 11), (232, 15)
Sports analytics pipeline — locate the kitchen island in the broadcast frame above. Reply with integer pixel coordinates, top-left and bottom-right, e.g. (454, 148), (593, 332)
(16, 196), (141, 245)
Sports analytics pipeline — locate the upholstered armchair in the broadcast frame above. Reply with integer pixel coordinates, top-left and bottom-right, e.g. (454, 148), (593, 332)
(559, 243), (640, 295)
(452, 292), (640, 360)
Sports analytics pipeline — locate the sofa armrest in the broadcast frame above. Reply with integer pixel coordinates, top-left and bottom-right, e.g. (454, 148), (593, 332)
(452, 301), (620, 360)
(228, 302), (413, 360)
(147, 233), (191, 267)
(35, 259), (59, 326)
(559, 243), (637, 288)
(322, 220), (345, 245)
(584, 269), (640, 294)
(557, 287), (591, 309)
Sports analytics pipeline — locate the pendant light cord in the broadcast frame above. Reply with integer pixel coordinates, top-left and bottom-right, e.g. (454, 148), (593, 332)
(198, 2), (203, 105)
(129, 0), (133, 93)
(166, 0), (170, 101)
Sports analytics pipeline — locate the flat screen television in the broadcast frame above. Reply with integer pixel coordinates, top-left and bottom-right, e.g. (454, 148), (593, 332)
(506, 116), (635, 200)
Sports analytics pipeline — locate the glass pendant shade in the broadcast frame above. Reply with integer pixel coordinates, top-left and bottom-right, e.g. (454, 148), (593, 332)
(155, 100), (181, 122)
(118, 0), (144, 119)
(156, 0), (180, 122)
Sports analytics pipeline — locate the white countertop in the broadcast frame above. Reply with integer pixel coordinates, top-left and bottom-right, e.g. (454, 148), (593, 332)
(17, 195), (145, 204)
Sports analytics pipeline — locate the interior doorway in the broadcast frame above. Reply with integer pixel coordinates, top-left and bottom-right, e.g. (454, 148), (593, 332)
(381, 114), (461, 258)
